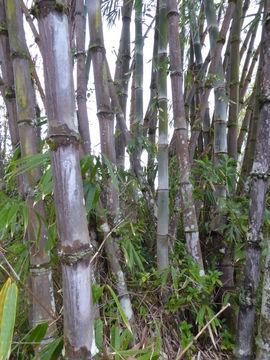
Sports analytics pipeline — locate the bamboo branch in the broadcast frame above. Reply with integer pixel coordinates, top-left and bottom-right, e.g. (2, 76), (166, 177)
(176, 303), (231, 360)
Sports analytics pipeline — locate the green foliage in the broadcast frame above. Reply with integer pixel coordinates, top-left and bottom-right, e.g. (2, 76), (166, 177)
(0, 278), (18, 360)
(192, 155), (249, 247)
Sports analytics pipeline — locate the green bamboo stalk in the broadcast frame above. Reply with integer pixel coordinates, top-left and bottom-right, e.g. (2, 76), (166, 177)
(227, 0), (242, 161)
(0, 4), (19, 150)
(5, 0), (57, 347)
(144, 1), (159, 193)
(133, 0), (144, 169)
(157, 0), (168, 270)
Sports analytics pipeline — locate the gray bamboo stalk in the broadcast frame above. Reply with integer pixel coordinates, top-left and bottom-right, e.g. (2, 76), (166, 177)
(239, 4), (261, 97)
(237, 90), (255, 156)
(75, 0), (91, 155)
(35, 1), (95, 357)
(237, 69), (261, 195)
(189, 1), (235, 161)
(5, 0), (57, 346)
(20, 0), (40, 43)
(106, 58), (155, 212)
(240, 2), (260, 60)
(235, 2), (270, 356)
(204, 0), (228, 163)
(133, 0), (144, 168)
(167, 0), (204, 271)
(190, 2), (211, 149)
(239, 44), (260, 103)
(87, 0), (134, 325)
(157, 0), (168, 270)
(114, 0), (133, 169)
(257, 238), (270, 359)
(227, 0), (242, 161)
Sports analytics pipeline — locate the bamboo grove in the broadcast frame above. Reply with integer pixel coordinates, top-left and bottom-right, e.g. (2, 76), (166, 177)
(0, 0), (269, 359)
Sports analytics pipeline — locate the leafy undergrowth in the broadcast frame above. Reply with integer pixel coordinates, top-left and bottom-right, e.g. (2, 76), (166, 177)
(0, 152), (242, 359)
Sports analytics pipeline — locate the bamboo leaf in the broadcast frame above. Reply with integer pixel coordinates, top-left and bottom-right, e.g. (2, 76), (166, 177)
(171, 267), (179, 298)
(39, 337), (63, 360)
(103, 155), (119, 191)
(22, 203), (28, 237)
(110, 324), (120, 360)
(0, 283), (18, 360)
(0, 279), (11, 326)
(6, 203), (19, 228)
(119, 329), (131, 351)
(23, 322), (48, 347)
(107, 285), (132, 333)
(94, 319), (103, 350)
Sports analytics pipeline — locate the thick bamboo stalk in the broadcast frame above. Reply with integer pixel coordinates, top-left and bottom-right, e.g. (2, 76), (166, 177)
(167, 0), (204, 270)
(235, 2), (270, 356)
(5, 0), (57, 345)
(35, 1), (95, 357)
(257, 239), (270, 359)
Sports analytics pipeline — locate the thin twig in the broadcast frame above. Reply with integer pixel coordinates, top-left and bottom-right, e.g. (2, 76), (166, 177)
(90, 217), (127, 265)
(175, 303), (231, 360)
(0, 250), (57, 320)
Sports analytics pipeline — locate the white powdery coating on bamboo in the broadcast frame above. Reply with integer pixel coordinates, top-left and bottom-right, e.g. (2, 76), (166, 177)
(199, 269), (205, 276)
(117, 271), (133, 321)
(186, 232), (200, 262)
(100, 222), (110, 233)
(51, 13), (78, 130)
(120, 297), (133, 321)
(48, 270), (56, 313)
(91, 328), (99, 356)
